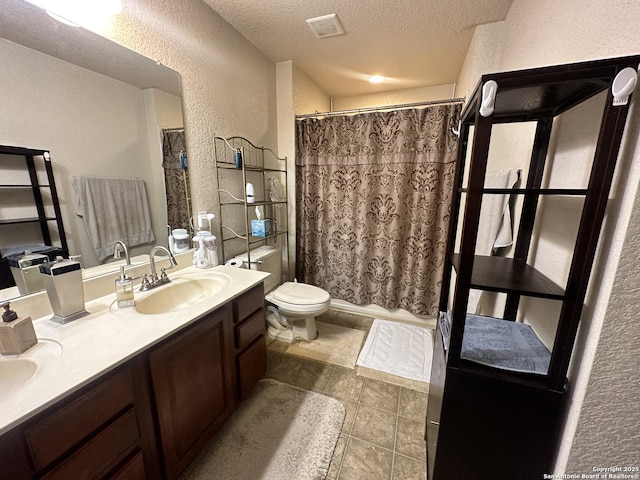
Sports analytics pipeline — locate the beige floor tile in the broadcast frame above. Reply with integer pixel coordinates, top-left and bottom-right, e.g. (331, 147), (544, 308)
(352, 315), (374, 331)
(340, 400), (359, 434)
(325, 368), (365, 403)
(264, 353), (303, 385)
(320, 310), (357, 329)
(351, 404), (397, 451)
(399, 387), (428, 421)
(392, 453), (427, 480)
(395, 416), (427, 461)
(338, 437), (393, 480)
(360, 378), (400, 413)
(328, 433), (349, 479)
(261, 316), (433, 480)
(266, 337), (288, 354)
(291, 359), (335, 391)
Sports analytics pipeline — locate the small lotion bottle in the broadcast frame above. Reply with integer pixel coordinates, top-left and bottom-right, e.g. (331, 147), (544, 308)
(115, 266), (135, 308)
(0, 301), (37, 355)
(246, 182), (255, 203)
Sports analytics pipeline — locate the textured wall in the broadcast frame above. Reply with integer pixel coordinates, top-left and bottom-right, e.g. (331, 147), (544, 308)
(566, 173), (640, 469)
(105, 0), (278, 226)
(332, 84), (456, 111)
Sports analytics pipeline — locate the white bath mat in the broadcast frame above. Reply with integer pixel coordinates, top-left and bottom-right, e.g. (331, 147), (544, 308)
(286, 321), (366, 369)
(356, 319), (433, 384)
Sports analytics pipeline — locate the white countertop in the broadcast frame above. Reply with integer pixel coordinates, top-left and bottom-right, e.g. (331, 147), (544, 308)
(0, 265), (269, 435)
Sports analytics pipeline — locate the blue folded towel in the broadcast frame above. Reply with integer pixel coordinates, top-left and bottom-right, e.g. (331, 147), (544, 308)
(460, 314), (550, 375)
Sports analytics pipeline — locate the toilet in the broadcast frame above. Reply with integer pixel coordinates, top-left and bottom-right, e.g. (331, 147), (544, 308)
(235, 246), (330, 342)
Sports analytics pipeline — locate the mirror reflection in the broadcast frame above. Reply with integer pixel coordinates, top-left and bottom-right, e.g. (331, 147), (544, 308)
(0, 9), (188, 303)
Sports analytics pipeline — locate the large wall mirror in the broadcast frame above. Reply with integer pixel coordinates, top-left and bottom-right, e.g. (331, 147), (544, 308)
(0, 0), (188, 302)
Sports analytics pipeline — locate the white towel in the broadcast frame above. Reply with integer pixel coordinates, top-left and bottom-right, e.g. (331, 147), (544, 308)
(468, 168), (520, 313)
(73, 176), (155, 261)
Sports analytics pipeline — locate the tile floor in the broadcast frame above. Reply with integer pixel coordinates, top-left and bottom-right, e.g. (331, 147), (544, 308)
(263, 310), (428, 480)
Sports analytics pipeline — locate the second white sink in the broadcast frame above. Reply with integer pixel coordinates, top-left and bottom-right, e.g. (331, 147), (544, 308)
(135, 272), (231, 315)
(0, 359), (37, 396)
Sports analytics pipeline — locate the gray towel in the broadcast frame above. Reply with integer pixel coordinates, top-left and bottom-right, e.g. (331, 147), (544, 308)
(468, 168), (520, 313)
(72, 176), (155, 261)
(460, 314), (550, 375)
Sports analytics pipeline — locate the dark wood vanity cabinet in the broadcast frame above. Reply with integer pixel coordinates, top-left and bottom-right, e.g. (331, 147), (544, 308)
(0, 363), (156, 480)
(0, 282), (267, 480)
(149, 306), (235, 480)
(232, 283), (267, 401)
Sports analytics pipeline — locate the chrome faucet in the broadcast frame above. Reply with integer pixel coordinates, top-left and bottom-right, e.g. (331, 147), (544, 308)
(113, 241), (131, 265)
(140, 246), (178, 291)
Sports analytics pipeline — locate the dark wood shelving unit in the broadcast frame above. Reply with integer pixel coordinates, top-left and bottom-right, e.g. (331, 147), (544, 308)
(426, 55), (639, 480)
(0, 145), (68, 289)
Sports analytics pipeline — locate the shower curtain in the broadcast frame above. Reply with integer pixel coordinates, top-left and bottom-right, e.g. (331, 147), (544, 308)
(162, 129), (191, 232)
(295, 104), (461, 316)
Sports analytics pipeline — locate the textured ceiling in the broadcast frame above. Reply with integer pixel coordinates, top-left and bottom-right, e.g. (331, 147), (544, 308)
(203, 0), (513, 97)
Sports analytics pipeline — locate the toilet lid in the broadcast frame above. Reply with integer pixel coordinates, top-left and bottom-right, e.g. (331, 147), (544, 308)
(271, 282), (330, 305)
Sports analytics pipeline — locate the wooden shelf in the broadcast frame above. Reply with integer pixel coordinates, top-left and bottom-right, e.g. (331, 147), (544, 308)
(451, 254), (565, 300)
(0, 216), (58, 226)
(460, 188), (588, 195)
(0, 184), (51, 189)
(461, 60), (626, 124)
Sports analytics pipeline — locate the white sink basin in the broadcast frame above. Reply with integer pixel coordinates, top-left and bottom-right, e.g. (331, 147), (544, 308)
(134, 273), (231, 315)
(0, 359), (37, 393)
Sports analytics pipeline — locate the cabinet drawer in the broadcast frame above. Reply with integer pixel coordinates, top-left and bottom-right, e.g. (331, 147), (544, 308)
(109, 450), (146, 480)
(236, 284), (264, 322)
(235, 308), (265, 349)
(42, 408), (139, 480)
(25, 367), (135, 470)
(237, 335), (267, 399)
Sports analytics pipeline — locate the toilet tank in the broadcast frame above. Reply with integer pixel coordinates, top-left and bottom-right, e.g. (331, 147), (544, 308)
(236, 246), (281, 293)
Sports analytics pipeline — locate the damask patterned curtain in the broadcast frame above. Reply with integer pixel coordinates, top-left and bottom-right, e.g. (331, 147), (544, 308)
(162, 129), (191, 232)
(295, 104), (461, 316)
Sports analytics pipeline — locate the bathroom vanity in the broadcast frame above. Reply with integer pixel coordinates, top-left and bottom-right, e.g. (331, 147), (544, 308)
(0, 265), (268, 480)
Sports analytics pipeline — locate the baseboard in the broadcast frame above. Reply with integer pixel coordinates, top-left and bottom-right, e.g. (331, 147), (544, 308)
(329, 298), (436, 330)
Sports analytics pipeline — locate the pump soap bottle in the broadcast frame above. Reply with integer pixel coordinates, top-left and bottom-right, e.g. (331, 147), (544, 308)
(0, 301), (37, 355)
(115, 266), (135, 308)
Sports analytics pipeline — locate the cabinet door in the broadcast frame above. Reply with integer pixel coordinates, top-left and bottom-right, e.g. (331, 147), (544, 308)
(426, 325), (446, 480)
(149, 306), (234, 480)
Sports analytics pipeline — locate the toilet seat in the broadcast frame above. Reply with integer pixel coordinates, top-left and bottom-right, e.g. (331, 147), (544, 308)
(268, 297), (329, 315)
(268, 282), (330, 306)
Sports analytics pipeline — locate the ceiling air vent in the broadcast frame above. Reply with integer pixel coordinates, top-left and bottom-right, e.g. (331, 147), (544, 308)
(305, 13), (345, 38)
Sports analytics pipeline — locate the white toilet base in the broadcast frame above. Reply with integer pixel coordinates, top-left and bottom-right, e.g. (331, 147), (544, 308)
(267, 316), (318, 343)
(293, 317), (318, 341)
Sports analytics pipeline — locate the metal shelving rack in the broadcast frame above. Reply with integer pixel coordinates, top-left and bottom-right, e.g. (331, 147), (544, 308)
(214, 136), (289, 278)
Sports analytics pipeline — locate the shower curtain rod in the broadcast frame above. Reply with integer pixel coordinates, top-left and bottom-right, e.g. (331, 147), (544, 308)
(295, 97), (465, 119)
(162, 127), (185, 132)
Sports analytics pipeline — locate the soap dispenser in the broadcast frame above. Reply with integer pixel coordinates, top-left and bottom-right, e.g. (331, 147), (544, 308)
(115, 265), (135, 308)
(0, 301), (38, 355)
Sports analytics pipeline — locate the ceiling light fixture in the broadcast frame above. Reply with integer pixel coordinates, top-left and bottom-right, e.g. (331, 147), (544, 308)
(369, 75), (385, 84)
(305, 13), (345, 39)
(23, 0), (122, 28)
